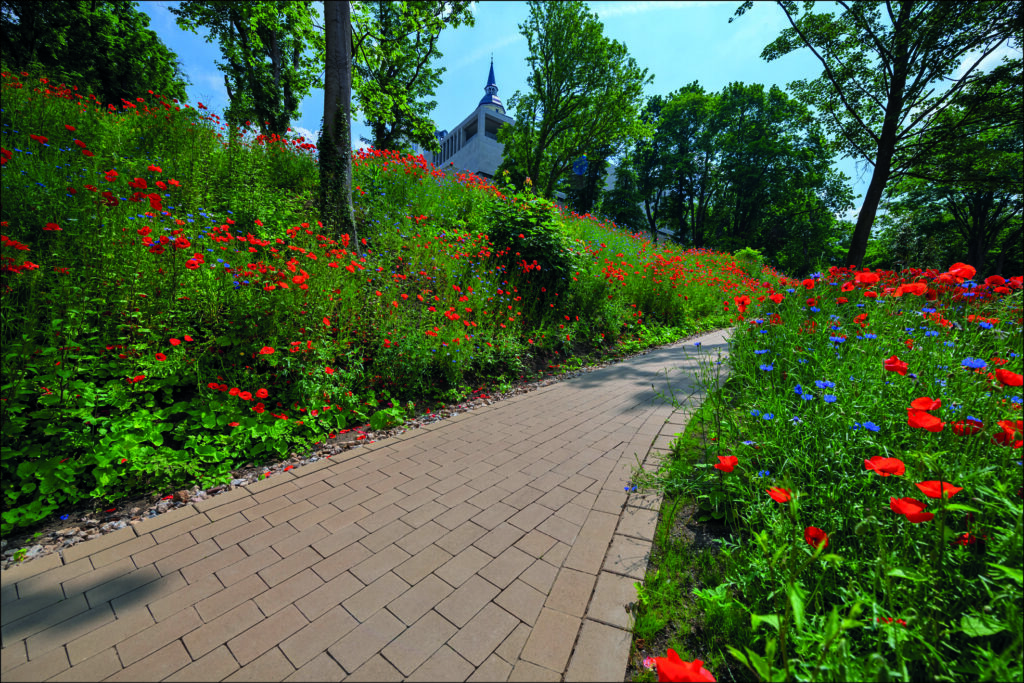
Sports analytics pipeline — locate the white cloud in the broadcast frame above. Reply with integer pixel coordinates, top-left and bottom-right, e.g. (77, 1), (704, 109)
(452, 33), (524, 71)
(289, 126), (317, 142)
(953, 41), (1021, 80)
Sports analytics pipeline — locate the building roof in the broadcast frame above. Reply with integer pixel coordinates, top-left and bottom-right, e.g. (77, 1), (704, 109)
(478, 58), (504, 112)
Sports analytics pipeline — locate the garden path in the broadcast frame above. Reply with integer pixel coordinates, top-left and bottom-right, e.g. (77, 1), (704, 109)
(1, 328), (731, 682)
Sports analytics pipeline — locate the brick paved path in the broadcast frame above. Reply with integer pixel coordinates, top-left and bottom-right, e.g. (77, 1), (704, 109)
(1, 329), (730, 682)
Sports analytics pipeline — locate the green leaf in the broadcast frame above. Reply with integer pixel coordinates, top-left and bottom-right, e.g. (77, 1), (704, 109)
(960, 613), (1006, 637)
(987, 563), (1023, 585)
(887, 567), (928, 582)
(752, 613), (781, 632)
(787, 582), (806, 631)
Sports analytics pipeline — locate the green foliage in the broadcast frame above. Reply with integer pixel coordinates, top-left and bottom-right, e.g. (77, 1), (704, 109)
(732, 247), (764, 278)
(351, 1), (474, 152)
(0, 0), (189, 108)
(497, 0), (652, 199)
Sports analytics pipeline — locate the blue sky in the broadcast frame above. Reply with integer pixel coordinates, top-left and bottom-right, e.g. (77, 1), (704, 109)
(136, 1), (1018, 222)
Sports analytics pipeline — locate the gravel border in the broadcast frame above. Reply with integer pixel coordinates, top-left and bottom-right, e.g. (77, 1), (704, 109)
(2, 326), (727, 571)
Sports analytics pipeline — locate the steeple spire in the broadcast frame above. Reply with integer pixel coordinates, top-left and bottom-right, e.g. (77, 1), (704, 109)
(479, 57), (504, 113)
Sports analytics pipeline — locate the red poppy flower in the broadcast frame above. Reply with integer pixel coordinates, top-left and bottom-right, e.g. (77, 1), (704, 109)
(864, 456), (905, 477)
(185, 259), (200, 270)
(254, 402), (265, 414)
(947, 262), (976, 280)
(714, 455), (738, 473)
(890, 497), (934, 523)
(855, 271), (879, 285)
(184, 335), (193, 342)
(767, 487), (791, 503)
(995, 369), (1023, 387)
(907, 409), (944, 432)
(884, 355), (908, 376)
(258, 346), (275, 355)
(910, 396), (941, 411)
(915, 481), (962, 499)
(154, 352), (167, 361)
(239, 391), (252, 401)
(228, 422), (239, 427)
(147, 164), (162, 173)
(43, 222), (62, 231)
(769, 293), (784, 304)
(256, 388), (269, 398)
(29, 134), (48, 145)
(804, 526), (829, 549)
(65, 124), (76, 132)
(325, 367), (334, 375)
(951, 418), (983, 436)
(654, 649), (716, 682)
(992, 420), (1023, 447)
(169, 338), (181, 346)
(229, 387), (240, 396)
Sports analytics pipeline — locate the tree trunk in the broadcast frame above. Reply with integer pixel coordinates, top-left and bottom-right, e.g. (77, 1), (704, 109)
(321, 0), (358, 246)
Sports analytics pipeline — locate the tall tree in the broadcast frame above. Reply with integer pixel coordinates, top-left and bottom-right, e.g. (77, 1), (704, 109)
(496, 1), (651, 198)
(169, 0), (323, 139)
(350, 1), (474, 153)
(733, 0), (1022, 268)
(319, 0), (357, 246)
(0, 0), (189, 107)
(601, 156), (648, 235)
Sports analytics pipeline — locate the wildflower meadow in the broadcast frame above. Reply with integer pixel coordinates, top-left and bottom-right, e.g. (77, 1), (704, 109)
(2, 67), (1022, 682)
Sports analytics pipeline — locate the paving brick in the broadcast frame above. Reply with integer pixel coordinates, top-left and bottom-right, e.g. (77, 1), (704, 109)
(285, 501), (340, 534)
(468, 653), (513, 682)
(495, 622), (530, 665)
(435, 501), (483, 531)
(395, 519), (447, 555)
(405, 644), (474, 682)
(507, 502), (553, 533)
(49, 646), (121, 682)
(151, 510), (211, 544)
(240, 495), (292, 524)
(189, 512), (248, 544)
(495, 578), (546, 626)
(587, 572), (637, 631)
(117, 605), (202, 666)
(294, 570), (363, 621)
(70, 559), (155, 606)
(514, 530), (557, 559)
(147, 572), (222, 622)
(264, 499), (315, 527)
(241, 470), (298, 498)
(386, 573), (454, 626)
(545, 567), (596, 618)
(307, 481), (358, 510)
(255, 568), (324, 616)
(0, 646), (69, 681)
(6, 559), (91, 607)
(537, 514), (581, 546)
(617, 505), (659, 539)
(346, 653), (403, 681)
(392, 543), (451, 585)
(197, 573), (268, 622)
(435, 521), (488, 555)
(181, 544), (246, 584)
(183, 600), (262, 660)
(214, 546), (281, 588)
(86, 533), (156, 570)
(395, 485), (440, 511)
(210, 517), (271, 551)
(434, 481), (474, 506)
(61, 524), (138, 566)
(603, 535), (651, 580)
(280, 604), (357, 668)
(106, 640), (191, 682)
(270, 523), (330, 558)
(350, 544), (410, 585)
(282, 651), (346, 682)
(520, 559), (559, 594)
(223, 646), (295, 682)
(361, 519), (416, 553)
(130, 532), (197, 571)
(65, 603), (154, 665)
(155, 538), (221, 576)
(448, 602), (519, 666)
(23, 602), (113, 660)
(317, 503), (371, 535)
(509, 659), (561, 682)
(542, 541), (571, 567)
(285, 479), (332, 504)
(228, 603), (308, 665)
(312, 538), (373, 582)
(562, 510), (619, 575)
(327, 608), (405, 673)
(519, 608), (582, 673)
(204, 494), (259, 523)
(383, 610), (459, 675)
(565, 619), (632, 682)
(0, 641), (27, 673)
(435, 546), (491, 588)
(192, 487), (251, 514)
(436, 575), (499, 628)
(164, 645), (239, 682)
(400, 500), (447, 528)
(479, 546), (534, 589)
(259, 547), (321, 587)
(555, 501), (590, 526)
(474, 522), (526, 558)
(343, 571), (409, 621)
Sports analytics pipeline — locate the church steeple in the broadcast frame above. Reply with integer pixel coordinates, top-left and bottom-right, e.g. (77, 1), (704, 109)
(478, 57), (504, 114)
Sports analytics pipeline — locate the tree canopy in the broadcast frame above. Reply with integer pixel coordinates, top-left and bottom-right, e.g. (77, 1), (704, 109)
(733, 0), (1022, 268)
(0, 0), (190, 107)
(496, 0), (651, 199)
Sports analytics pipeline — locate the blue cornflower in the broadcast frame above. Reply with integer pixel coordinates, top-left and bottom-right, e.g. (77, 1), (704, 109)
(815, 380), (835, 389)
(625, 485), (637, 493)
(809, 306), (821, 312)
(925, 330), (939, 337)
(829, 336), (845, 343)
(794, 384), (803, 395)
(756, 469), (770, 477)
(742, 440), (756, 446)
(798, 358), (809, 364)
(762, 413), (775, 420)
(754, 349), (770, 355)
(750, 409), (761, 417)
(694, 342), (701, 348)
(790, 416), (803, 425)
(865, 333), (877, 340)
(824, 394), (837, 403)
(863, 421), (880, 432)
(802, 393), (815, 401)
(979, 321), (993, 329)
(759, 363), (774, 371)
(60, 514), (70, 521)
(961, 357), (987, 370)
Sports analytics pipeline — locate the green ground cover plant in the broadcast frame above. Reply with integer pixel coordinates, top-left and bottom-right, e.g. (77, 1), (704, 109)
(632, 264), (1023, 681)
(0, 68), (757, 534)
